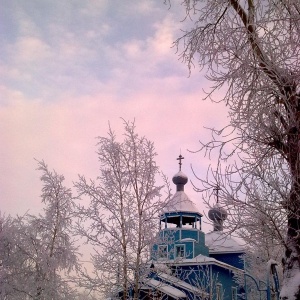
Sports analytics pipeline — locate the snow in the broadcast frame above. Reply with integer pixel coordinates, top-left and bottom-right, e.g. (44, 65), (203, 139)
(173, 171), (188, 179)
(180, 238), (197, 242)
(157, 272), (209, 297)
(188, 254), (218, 263)
(205, 231), (245, 253)
(150, 254), (243, 282)
(162, 191), (200, 214)
(143, 278), (187, 299)
(266, 259), (278, 271)
(154, 253), (220, 265)
(280, 266), (300, 300)
(151, 263), (172, 275)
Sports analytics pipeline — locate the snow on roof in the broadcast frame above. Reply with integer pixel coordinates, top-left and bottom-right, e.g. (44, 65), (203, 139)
(180, 238), (197, 242)
(162, 191), (200, 214)
(163, 254), (243, 273)
(183, 254), (217, 264)
(157, 272), (209, 298)
(205, 231), (245, 254)
(143, 278), (187, 299)
(152, 254), (217, 266)
(152, 263), (172, 275)
(174, 171), (188, 179)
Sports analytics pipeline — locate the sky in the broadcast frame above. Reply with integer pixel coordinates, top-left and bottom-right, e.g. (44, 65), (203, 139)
(0, 0), (228, 228)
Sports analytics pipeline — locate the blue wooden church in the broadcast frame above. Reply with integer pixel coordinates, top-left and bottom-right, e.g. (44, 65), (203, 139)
(113, 157), (280, 300)
(140, 157), (246, 300)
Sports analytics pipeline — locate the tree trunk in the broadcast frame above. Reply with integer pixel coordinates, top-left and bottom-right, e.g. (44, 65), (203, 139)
(281, 126), (300, 299)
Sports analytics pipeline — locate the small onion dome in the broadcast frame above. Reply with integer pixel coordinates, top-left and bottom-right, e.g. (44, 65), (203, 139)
(208, 203), (228, 231)
(172, 171), (188, 191)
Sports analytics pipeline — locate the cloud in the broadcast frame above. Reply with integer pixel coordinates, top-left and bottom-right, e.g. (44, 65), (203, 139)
(0, 0), (230, 221)
(150, 16), (179, 56)
(1, 0), (187, 102)
(15, 36), (52, 63)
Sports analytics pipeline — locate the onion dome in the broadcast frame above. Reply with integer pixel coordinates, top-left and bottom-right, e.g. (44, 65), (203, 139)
(172, 171), (188, 191)
(208, 203), (228, 231)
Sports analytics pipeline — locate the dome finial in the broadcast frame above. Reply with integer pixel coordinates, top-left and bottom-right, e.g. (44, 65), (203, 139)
(213, 185), (221, 203)
(173, 154), (188, 191)
(176, 153), (184, 171)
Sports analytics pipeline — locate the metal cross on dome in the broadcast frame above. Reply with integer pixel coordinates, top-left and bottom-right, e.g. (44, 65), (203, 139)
(213, 185), (221, 203)
(177, 154), (184, 171)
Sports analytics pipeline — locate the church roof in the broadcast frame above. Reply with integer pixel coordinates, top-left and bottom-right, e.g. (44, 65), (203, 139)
(205, 231), (245, 254)
(161, 191), (201, 215)
(153, 254), (243, 272)
(142, 278), (187, 299)
(161, 168), (201, 216)
(157, 272), (209, 298)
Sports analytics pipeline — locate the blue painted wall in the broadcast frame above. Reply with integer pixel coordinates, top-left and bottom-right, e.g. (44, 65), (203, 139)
(210, 253), (244, 269)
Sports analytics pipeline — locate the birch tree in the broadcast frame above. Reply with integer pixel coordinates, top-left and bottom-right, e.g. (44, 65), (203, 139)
(29, 161), (79, 299)
(0, 161), (80, 299)
(0, 214), (23, 299)
(75, 120), (170, 299)
(168, 0), (300, 298)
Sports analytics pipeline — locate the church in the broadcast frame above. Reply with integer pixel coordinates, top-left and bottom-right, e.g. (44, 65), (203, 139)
(141, 157), (246, 300)
(114, 156), (280, 300)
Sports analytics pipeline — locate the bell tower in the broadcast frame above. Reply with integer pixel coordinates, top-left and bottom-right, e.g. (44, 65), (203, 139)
(153, 155), (209, 260)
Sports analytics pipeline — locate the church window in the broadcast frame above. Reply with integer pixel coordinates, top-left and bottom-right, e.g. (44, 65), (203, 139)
(175, 245), (185, 258)
(158, 245), (167, 259)
(196, 217), (201, 230)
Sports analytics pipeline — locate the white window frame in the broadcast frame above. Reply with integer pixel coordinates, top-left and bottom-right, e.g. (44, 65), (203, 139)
(216, 284), (223, 300)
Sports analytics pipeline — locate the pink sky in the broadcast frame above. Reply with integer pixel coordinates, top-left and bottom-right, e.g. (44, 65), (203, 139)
(0, 1), (228, 229)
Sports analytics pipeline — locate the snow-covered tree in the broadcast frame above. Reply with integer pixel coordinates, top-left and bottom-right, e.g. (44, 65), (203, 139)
(168, 0), (300, 298)
(237, 249), (283, 300)
(0, 213), (24, 299)
(198, 158), (287, 262)
(74, 120), (171, 299)
(0, 161), (80, 299)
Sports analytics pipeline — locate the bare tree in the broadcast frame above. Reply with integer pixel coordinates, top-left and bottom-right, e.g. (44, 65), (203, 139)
(75, 120), (171, 300)
(197, 157), (288, 257)
(167, 0), (300, 298)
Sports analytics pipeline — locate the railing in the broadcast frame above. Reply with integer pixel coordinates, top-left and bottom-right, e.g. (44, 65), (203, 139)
(244, 261), (280, 300)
